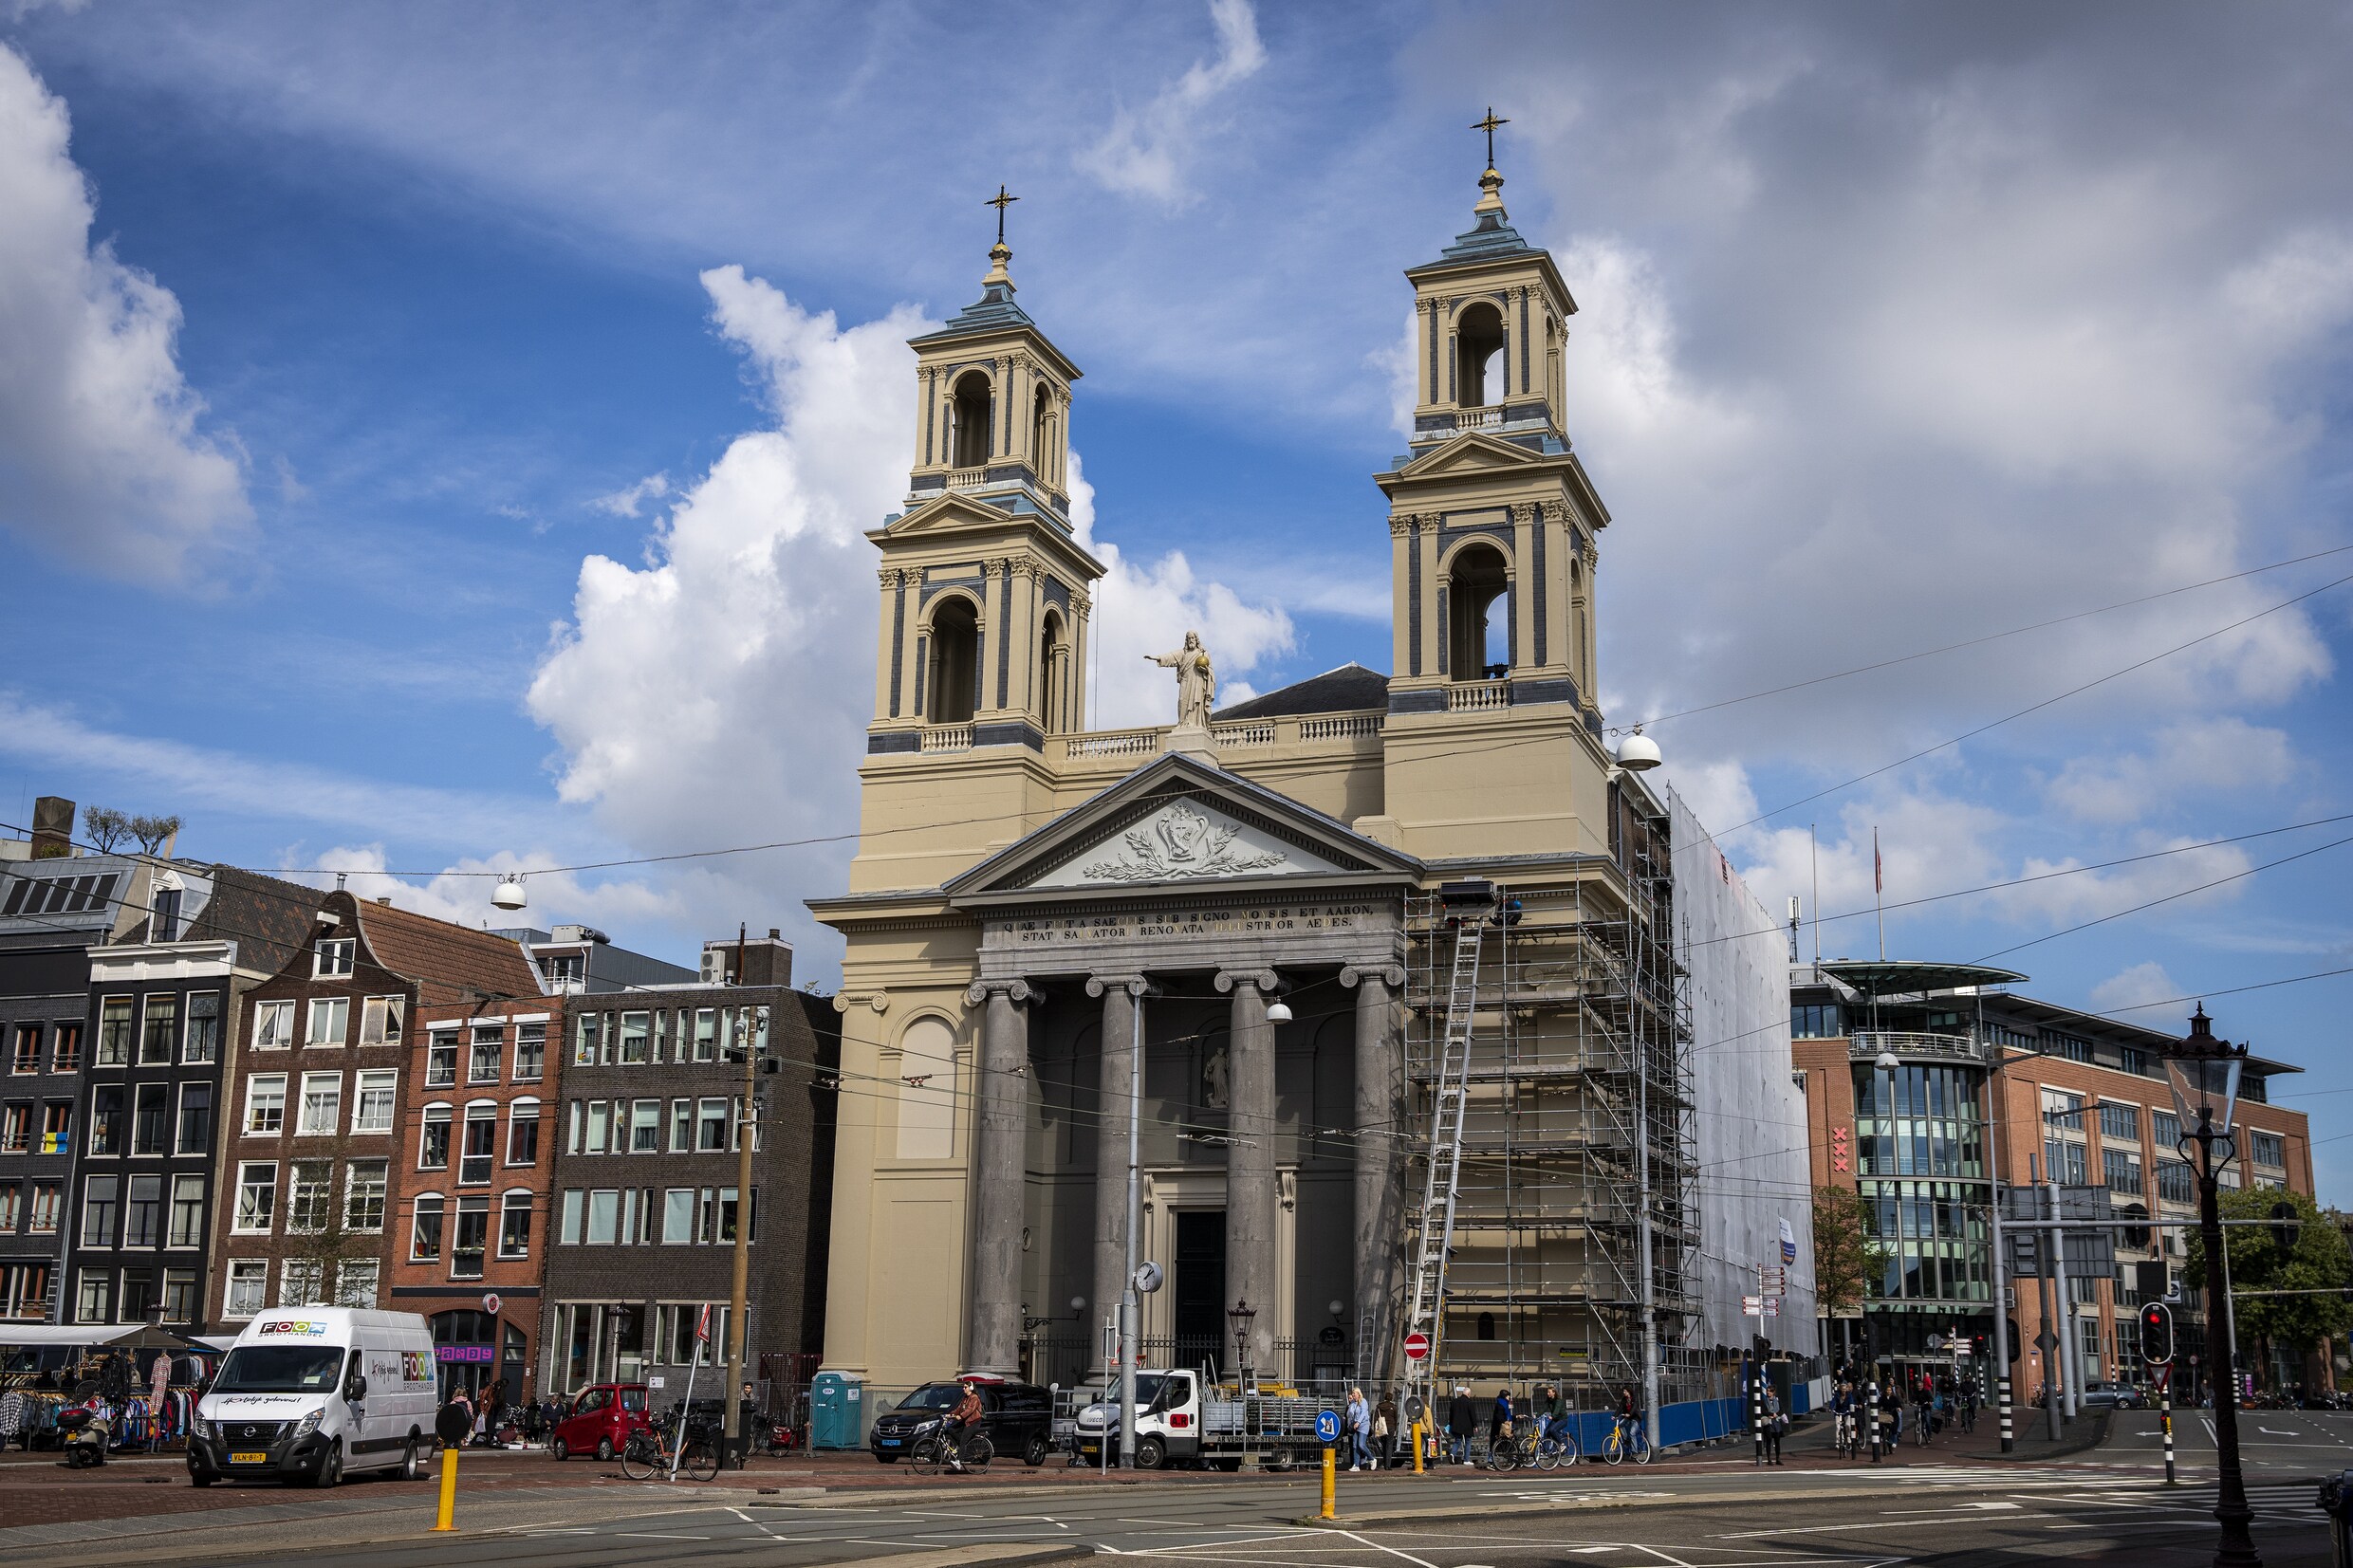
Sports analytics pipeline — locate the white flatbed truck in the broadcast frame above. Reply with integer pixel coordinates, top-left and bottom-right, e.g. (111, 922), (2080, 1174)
(1062, 1369), (1344, 1471)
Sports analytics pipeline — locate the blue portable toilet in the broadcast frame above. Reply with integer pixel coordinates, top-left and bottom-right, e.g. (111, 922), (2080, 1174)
(810, 1370), (863, 1449)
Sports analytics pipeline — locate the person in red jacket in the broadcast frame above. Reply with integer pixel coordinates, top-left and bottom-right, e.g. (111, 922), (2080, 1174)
(944, 1381), (986, 1472)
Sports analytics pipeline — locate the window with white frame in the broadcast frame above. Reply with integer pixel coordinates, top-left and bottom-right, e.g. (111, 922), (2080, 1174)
(161, 1269), (197, 1324)
(460, 1104), (497, 1186)
(426, 1030), (458, 1086)
(281, 1259), (324, 1307)
(96, 998), (133, 1065)
(470, 1025), (504, 1083)
(662, 1188), (695, 1244)
(313, 939), (354, 979)
(629, 1098), (660, 1153)
(297, 1071), (343, 1134)
(696, 1098), (727, 1153)
(176, 1082), (213, 1155)
(2251, 1131), (2286, 1168)
(184, 992), (220, 1063)
(352, 1069), (398, 1134)
(585, 1189), (620, 1245)
(232, 1163), (276, 1232)
(253, 1000), (295, 1050)
(224, 1260), (267, 1318)
(418, 1104), (452, 1169)
(286, 1160), (332, 1233)
(245, 1074), (287, 1135)
(513, 1023), (546, 1082)
(572, 1015), (599, 1067)
(123, 1174), (162, 1247)
(168, 1174), (205, 1246)
(359, 995), (404, 1046)
(412, 1194), (446, 1261)
(498, 1190), (532, 1259)
(558, 1189), (583, 1245)
(344, 1158), (387, 1231)
(306, 997), (350, 1048)
(584, 1099), (610, 1154)
(618, 1012), (650, 1064)
(80, 1174), (120, 1246)
(2099, 1102), (2140, 1142)
(335, 1258), (378, 1308)
(76, 1268), (113, 1324)
(452, 1196), (491, 1279)
(139, 993), (177, 1064)
(506, 1099), (540, 1166)
(669, 1098), (692, 1152)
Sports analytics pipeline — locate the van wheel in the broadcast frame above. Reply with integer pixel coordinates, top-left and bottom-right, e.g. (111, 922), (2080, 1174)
(1135, 1436), (1165, 1471)
(312, 1440), (343, 1489)
(399, 1439), (422, 1481)
(1024, 1434), (1049, 1467)
(594, 1436), (614, 1462)
(550, 1437), (568, 1461)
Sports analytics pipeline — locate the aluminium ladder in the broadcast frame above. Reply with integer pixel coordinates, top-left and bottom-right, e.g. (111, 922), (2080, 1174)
(1404, 894), (1494, 1389)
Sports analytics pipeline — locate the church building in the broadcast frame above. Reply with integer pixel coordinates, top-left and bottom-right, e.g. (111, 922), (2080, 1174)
(810, 150), (1732, 1410)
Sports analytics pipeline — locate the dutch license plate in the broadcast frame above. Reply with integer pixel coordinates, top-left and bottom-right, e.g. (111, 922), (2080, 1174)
(230, 1451), (269, 1465)
(1079, 1443), (1100, 1454)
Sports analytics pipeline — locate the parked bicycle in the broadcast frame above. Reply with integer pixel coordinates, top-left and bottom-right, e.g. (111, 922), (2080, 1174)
(1479, 1428), (1529, 1472)
(620, 1410), (720, 1483)
(1602, 1414), (1652, 1466)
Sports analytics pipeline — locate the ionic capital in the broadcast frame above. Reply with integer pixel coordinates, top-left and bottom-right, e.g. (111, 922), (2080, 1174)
(965, 978), (1034, 1005)
(1340, 963), (1408, 990)
(1214, 968), (1281, 996)
(1084, 974), (1152, 999)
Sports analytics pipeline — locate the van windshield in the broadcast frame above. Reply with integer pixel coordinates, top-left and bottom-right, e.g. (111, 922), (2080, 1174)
(213, 1345), (343, 1393)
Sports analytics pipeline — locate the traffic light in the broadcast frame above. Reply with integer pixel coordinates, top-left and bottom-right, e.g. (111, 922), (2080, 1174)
(1971, 1334), (1989, 1364)
(2005, 1318), (2022, 1363)
(2139, 1301), (2175, 1365)
(2121, 1202), (2151, 1249)
(2270, 1200), (2301, 1252)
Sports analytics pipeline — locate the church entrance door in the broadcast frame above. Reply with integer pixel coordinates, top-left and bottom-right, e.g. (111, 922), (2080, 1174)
(1173, 1208), (1227, 1375)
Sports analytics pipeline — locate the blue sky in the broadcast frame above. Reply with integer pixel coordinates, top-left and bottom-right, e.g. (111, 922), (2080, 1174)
(1, 3), (2349, 1193)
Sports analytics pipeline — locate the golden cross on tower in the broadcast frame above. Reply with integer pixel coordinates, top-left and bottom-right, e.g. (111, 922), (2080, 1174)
(1472, 107), (1510, 169)
(986, 184), (1020, 244)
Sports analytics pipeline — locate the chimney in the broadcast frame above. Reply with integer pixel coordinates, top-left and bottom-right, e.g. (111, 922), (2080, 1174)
(30, 797), (74, 859)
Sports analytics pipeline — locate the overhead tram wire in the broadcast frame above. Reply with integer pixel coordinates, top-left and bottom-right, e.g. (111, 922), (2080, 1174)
(1608, 539), (2353, 736)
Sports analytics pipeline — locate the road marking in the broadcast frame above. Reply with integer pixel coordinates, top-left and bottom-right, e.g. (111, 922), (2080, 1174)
(1713, 1514), (2056, 1539)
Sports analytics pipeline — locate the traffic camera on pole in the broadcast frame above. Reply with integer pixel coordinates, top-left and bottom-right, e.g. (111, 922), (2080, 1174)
(2139, 1300), (2175, 1365)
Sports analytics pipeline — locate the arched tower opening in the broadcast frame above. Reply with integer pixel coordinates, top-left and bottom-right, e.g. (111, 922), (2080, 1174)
(927, 597), (979, 725)
(1447, 543), (1510, 678)
(951, 371), (993, 469)
(1030, 384), (1052, 479)
(1036, 608), (1069, 734)
(1455, 302), (1506, 409)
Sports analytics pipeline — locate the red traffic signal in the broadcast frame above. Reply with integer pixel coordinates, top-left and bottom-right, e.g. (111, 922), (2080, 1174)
(2139, 1301), (2175, 1365)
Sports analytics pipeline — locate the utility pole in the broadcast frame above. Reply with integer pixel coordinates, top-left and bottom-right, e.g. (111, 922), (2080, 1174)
(1119, 979), (1147, 1470)
(722, 924), (763, 1467)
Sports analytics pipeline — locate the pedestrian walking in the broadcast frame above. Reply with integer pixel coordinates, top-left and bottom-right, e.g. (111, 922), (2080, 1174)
(1447, 1384), (1475, 1466)
(1345, 1387), (1372, 1472)
(1374, 1392), (1398, 1468)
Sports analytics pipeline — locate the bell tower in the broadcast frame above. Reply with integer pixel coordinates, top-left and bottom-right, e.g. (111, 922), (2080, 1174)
(1369, 114), (1618, 861)
(864, 191), (1105, 761)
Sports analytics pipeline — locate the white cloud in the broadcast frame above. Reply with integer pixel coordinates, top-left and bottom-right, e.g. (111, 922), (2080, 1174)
(590, 471), (669, 517)
(525, 271), (1291, 937)
(1076, 0), (1265, 206)
(2090, 961), (2183, 1013)
(290, 843), (676, 937)
(0, 45), (250, 580)
(2045, 718), (2298, 824)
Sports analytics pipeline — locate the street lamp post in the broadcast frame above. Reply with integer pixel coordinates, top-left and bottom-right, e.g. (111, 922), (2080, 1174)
(2161, 1005), (2259, 1568)
(1230, 1300), (1258, 1470)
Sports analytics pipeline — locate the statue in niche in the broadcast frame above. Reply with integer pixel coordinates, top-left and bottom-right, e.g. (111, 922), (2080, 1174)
(1201, 1037), (1230, 1110)
(1147, 631), (1216, 730)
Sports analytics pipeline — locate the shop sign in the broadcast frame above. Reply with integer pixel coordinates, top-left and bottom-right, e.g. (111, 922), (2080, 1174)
(435, 1345), (494, 1363)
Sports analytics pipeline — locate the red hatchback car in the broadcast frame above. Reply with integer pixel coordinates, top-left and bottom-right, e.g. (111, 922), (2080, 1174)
(550, 1383), (651, 1461)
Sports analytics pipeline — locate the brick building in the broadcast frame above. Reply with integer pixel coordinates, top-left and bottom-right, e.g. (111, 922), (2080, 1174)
(1791, 959), (2312, 1395)
(390, 991), (566, 1402)
(207, 889), (542, 1326)
(538, 937), (837, 1397)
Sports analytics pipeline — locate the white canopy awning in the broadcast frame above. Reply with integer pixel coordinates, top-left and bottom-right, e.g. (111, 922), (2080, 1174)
(0, 1325), (146, 1348)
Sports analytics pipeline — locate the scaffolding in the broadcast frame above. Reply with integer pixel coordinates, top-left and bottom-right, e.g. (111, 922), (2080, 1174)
(1399, 809), (1705, 1410)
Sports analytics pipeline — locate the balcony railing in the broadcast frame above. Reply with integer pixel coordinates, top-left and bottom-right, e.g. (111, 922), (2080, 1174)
(1848, 1030), (1990, 1065)
(1214, 721), (1276, 748)
(1446, 681), (1511, 712)
(1064, 726), (1159, 759)
(944, 468), (991, 490)
(920, 725), (973, 752)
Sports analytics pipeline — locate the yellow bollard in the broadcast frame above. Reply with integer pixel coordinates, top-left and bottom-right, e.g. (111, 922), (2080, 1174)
(1321, 1442), (1337, 1521)
(1411, 1418), (1425, 1474)
(434, 1446), (458, 1532)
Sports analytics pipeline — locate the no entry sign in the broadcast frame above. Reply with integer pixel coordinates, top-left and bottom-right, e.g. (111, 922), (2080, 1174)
(1403, 1331), (1430, 1362)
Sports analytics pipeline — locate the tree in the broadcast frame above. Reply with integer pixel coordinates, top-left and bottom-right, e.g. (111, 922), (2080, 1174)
(1813, 1185), (1887, 1317)
(129, 814), (182, 855)
(2183, 1187), (2352, 1387)
(83, 806), (130, 853)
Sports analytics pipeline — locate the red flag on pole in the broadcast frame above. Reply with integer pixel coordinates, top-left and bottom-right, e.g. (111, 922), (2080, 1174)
(1873, 828), (1883, 895)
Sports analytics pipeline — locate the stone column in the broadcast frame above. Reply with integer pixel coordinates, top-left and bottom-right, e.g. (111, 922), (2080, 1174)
(1342, 963), (1406, 1382)
(1086, 975), (1145, 1352)
(964, 978), (1032, 1375)
(1217, 968), (1280, 1379)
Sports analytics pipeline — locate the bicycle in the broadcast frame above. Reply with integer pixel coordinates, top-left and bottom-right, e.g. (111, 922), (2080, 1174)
(620, 1413), (719, 1483)
(1479, 1429), (1527, 1472)
(1602, 1415), (1652, 1466)
(1832, 1409), (1860, 1459)
(909, 1419), (993, 1476)
(1530, 1421), (1580, 1470)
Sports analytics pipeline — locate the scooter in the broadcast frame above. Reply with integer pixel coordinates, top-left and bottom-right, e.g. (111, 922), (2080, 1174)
(57, 1403), (109, 1468)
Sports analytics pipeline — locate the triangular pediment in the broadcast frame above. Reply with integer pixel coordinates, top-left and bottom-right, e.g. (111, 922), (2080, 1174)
(1396, 431), (1546, 478)
(878, 490), (1017, 537)
(945, 752), (1420, 906)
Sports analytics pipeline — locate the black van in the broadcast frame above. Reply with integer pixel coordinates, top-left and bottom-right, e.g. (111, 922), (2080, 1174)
(869, 1378), (1054, 1467)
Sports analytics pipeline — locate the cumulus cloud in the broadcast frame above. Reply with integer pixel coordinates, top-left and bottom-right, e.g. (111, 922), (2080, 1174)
(0, 45), (250, 580)
(590, 471), (669, 518)
(526, 269), (1290, 934)
(289, 843), (676, 937)
(2046, 718), (2299, 824)
(2090, 960), (2184, 1014)
(1077, 0), (1265, 205)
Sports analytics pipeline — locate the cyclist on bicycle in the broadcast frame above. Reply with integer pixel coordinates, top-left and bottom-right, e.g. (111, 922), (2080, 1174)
(943, 1380), (985, 1473)
(1829, 1381), (1855, 1457)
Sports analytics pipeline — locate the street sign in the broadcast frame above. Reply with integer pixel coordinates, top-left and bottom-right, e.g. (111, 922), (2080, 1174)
(1926, 1334), (1944, 1351)
(2035, 1330), (2059, 1353)
(481, 1293), (501, 1316)
(1403, 1331), (1430, 1362)
(1743, 1295), (1763, 1312)
(1315, 1409), (1342, 1444)
(1403, 1394), (1426, 1428)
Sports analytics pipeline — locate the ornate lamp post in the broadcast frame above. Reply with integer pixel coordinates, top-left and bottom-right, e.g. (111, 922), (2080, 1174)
(1229, 1299), (1259, 1471)
(2162, 1005), (2259, 1568)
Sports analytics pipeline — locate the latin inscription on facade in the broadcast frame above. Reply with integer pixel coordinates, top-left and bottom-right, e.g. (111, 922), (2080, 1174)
(999, 903), (1380, 947)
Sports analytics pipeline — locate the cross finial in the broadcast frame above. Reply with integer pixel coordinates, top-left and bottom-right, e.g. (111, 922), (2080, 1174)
(986, 184), (1020, 244)
(1472, 107), (1510, 169)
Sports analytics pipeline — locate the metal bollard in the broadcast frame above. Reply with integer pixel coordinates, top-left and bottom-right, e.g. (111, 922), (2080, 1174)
(2161, 1380), (2177, 1485)
(1321, 1442), (1338, 1521)
(1867, 1383), (1881, 1464)
(434, 1447), (458, 1532)
(1997, 1372), (2013, 1454)
(1411, 1418), (1424, 1475)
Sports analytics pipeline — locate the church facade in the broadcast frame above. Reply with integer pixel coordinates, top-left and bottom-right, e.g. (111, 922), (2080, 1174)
(810, 161), (1714, 1404)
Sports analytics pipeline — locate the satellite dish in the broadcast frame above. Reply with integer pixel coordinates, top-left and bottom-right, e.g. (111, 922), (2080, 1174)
(1133, 1262), (1164, 1295)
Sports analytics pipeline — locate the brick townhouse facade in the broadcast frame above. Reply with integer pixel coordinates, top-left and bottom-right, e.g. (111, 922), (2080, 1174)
(66, 865), (322, 1329)
(390, 990), (567, 1402)
(1792, 959), (2312, 1395)
(538, 949), (837, 1398)
(207, 889), (542, 1327)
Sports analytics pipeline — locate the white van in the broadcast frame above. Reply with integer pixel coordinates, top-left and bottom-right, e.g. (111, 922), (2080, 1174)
(190, 1307), (438, 1487)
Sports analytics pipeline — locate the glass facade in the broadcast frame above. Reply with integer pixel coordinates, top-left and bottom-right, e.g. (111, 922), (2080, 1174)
(1854, 1061), (1992, 1305)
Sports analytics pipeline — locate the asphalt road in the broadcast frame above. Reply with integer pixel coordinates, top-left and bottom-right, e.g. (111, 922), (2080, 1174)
(106, 1461), (2335, 1568)
(2094, 1407), (2353, 1479)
